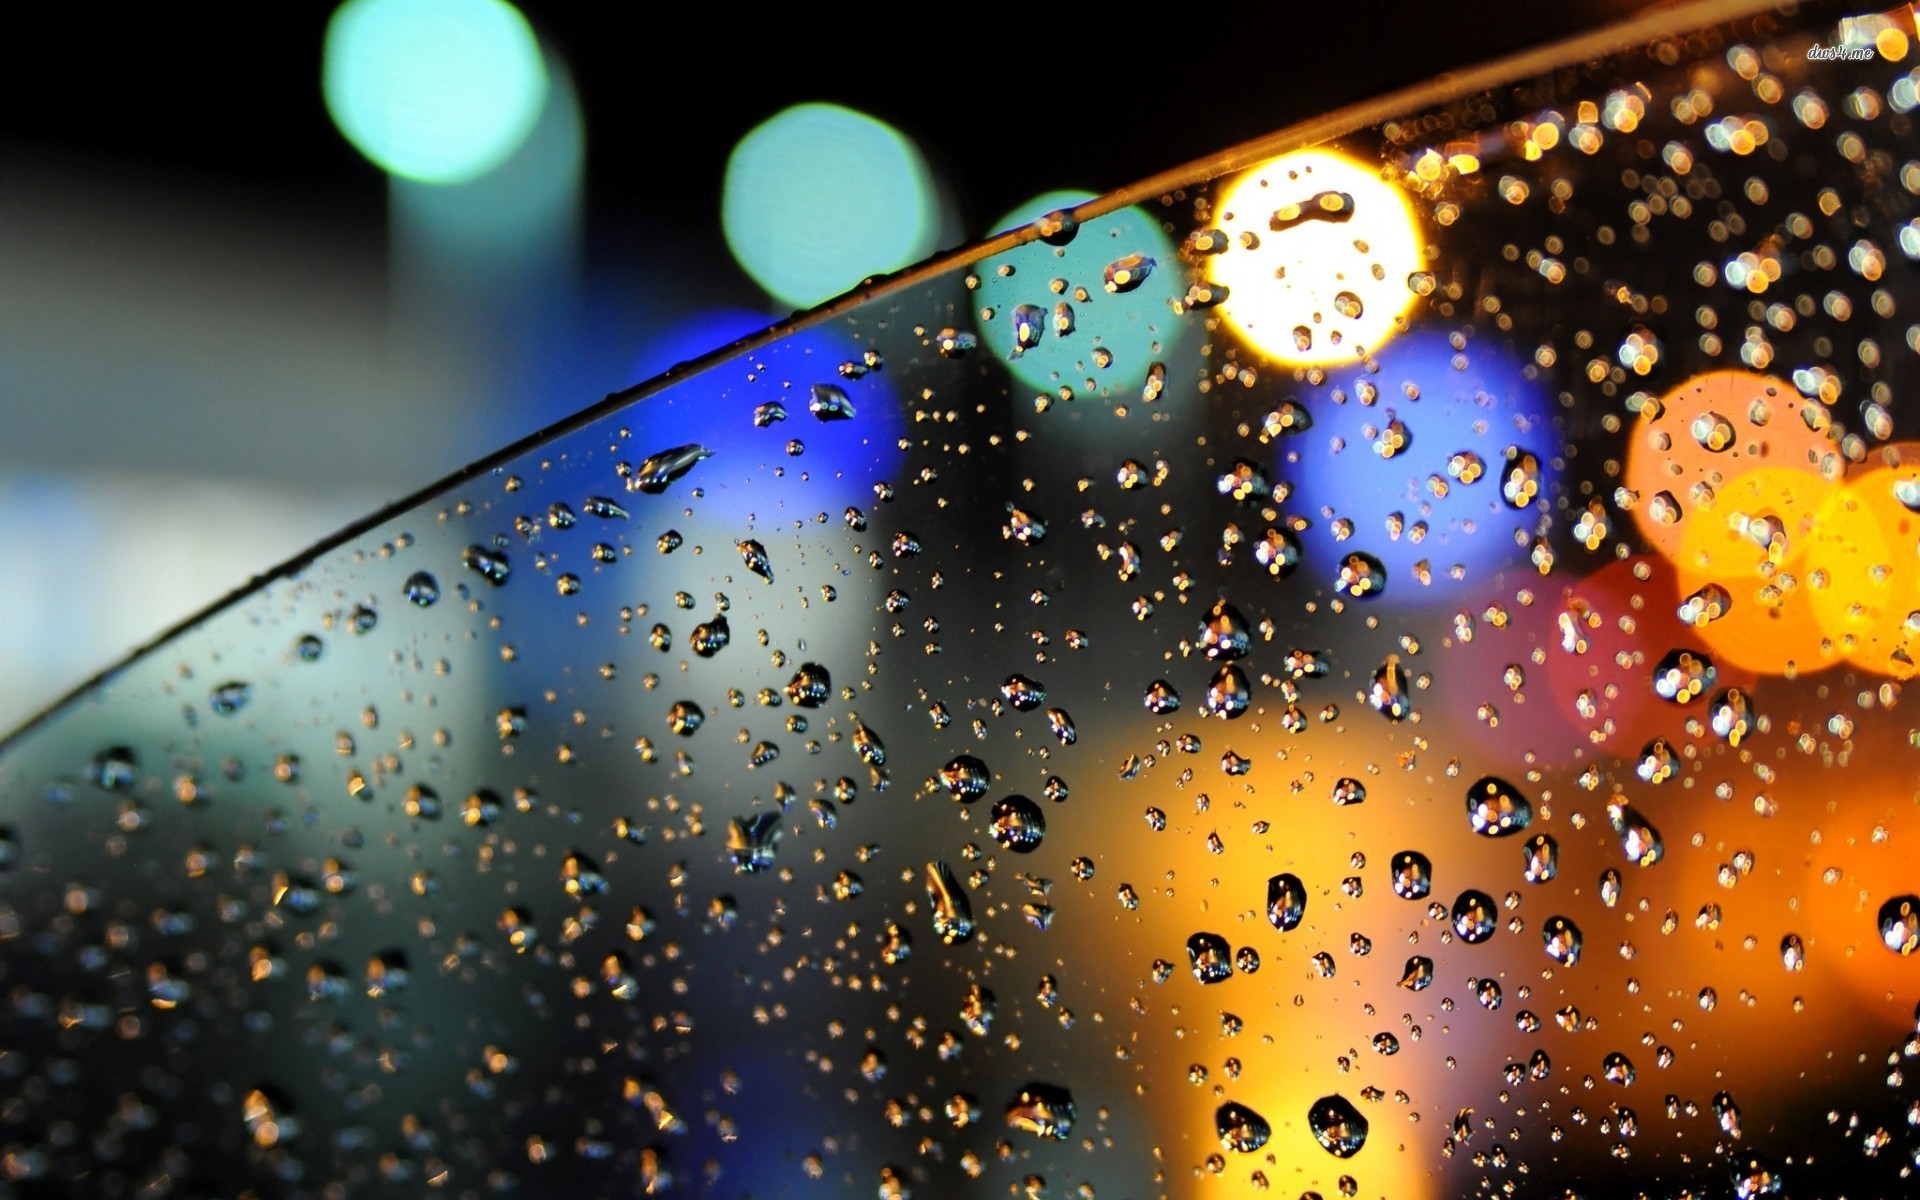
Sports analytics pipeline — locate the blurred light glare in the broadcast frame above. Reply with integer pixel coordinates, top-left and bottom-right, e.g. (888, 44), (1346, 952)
(1209, 149), (1424, 366)
(323, 0), (549, 185)
(975, 191), (1187, 398)
(722, 103), (939, 310)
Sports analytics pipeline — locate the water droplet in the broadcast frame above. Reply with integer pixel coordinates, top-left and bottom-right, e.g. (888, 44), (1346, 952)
(752, 402), (787, 427)
(633, 443), (714, 494)
(1001, 674), (1046, 712)
(990, 796), (1046, 853)
(1215, 1101), (1271, 1153)
(668, 701), (705, 736)
(737, 539), (773, 582)
(1607, 800), (1665, 866)
(462, 544), (511, 586)
(1266, 873), (1306, 931)
(1637, 737), (1679, 784)
(1045, 707), (1077, 745)
(1652, 648), (1715, 703)
(1879, 894), (1920, 953)
(1451, 889), (1498, 943)
(1522, 833), (1559, 883)
(1368, 656), (1412, 721)
(1690, 410), (1736, 451)
(1334, 552), (1387, 599)
(926, 861), (975, 945)
(1542, 915), (1583, 965)
(690, 615), (731, 657)
(1306, 1093), (1368, 1158)
(785, 662), (831, 707)
(1201, 600), (1252, 660)
(1780, 933), (1805, 971)
(938, 755), (990, 803)
(1202, 665), (1251, 719)
(1390, 851), (1432, 899)
(1601, 1050), (1634, 1084)
(1270, 190), (1356, 231)
(808, 383), (856, 421)
(1399, 955), (1434, 990)
(1143, 680), (1182, 713)
(1730, 1152), (1784, 1199)
(209, 681), (250, 716)
(1331, 777), (1367, 806)
(1103, 253), (1155, 293)
(1253, 528), (1302, 578)
(403, 571), (440, 607)
(1005, 1083), (1075, 1140)
(1465, 776), (1533, 837)
(1677, 583), (1732, 626)
(1711, 687), (1754, 744)
(1500, 446), (1541, 508)
(1187, 931), (1234, 983)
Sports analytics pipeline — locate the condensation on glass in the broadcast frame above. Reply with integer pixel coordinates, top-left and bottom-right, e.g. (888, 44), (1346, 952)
(4, 3), (1920, 1197)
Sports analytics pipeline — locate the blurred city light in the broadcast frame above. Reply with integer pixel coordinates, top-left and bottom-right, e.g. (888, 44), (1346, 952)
(974, 190), (1187, 399)
(722, 103), (939, 310)
(323, 0), (549, 184)
(1209, 149), (1425, 366)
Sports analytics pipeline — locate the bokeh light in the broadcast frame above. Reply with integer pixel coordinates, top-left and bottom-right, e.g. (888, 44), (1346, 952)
(973, 191), (1188, 399)
(1208, 149), (1424, 366)
(1623, 369), (1837, 561)
(1805, 451), (1920, 677)
(323, 0), (549, 185)
(1673, 466), (1839, 675)
(1278, 330), (1555, 595)
(722, 104), (939, 310)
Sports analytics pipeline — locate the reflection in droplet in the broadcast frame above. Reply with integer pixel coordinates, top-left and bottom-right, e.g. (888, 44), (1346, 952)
(1266, 873), (1306, 931)
(1879, 894), (1920, 954)
(1215, 1101), (1271, 1153)
(1307, 1092), (1368, 1157)
(1451, 889), (1497, 943)
(1465, 776), (1532, 837)
(1390, 851), (1432, 900)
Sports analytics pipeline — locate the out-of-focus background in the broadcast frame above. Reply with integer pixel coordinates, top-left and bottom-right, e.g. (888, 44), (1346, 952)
(0, 0), (1655, 731)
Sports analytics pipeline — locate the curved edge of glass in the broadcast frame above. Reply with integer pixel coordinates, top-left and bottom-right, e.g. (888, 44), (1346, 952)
(0, 0), (1780, 751)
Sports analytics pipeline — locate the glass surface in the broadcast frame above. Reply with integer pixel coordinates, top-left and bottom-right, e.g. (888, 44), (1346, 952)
(6, 3), (1920, 1196)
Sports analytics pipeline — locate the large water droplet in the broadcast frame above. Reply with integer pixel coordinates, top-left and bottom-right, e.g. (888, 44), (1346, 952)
(1001, 674), (1046, 712)
(1879, 894), (1920, 954)
(403, 571), (440, 607)
(990, 796), (1046, 853)
(1215, 1101), (1271, 1153)
(1542, 915), (1583, 965)
(633, 443), (714, 494)
(1202, 665), (1251, 719)
(808, 383), (856, 421)
(1334, 552), (1388, 599)
(1465, 776), (1533, 836)
(737, 539), (773, 582)
(926, 861), (975, 945)
(1201, 600), (1252, 660)
(1266, 873), (1306, 931)
(1306, 1092), (1368, 1157)
(938, 755), (990, 803)
(1652, 648), (1715, 703)
(1187, 931), (1234, 983)
(1368, 656), (1412, 721)
(1607, 800), (1665, 866)
(1390, 851), (1432, 899)
(1004, 1083), (1075, 1140)
(785, 662), (831, 707)
(726, 814), (781, 873)
(1451, 889), (1498, 943)
(1522, 833), (1559, 883)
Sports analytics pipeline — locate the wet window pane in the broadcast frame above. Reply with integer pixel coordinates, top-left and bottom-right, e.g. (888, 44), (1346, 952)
(5, 5), (1920, 1197)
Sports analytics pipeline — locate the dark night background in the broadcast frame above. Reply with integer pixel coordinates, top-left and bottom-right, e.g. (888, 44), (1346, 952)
(0, 2), (1659, 728)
